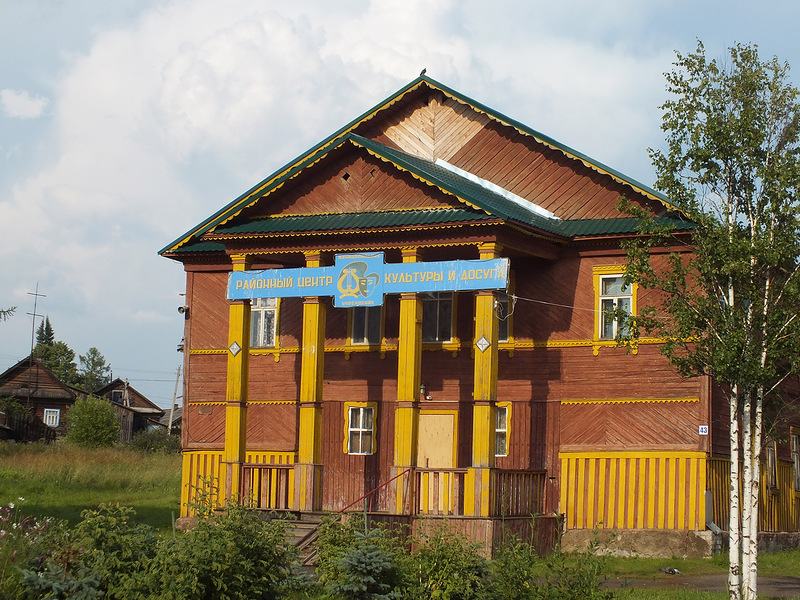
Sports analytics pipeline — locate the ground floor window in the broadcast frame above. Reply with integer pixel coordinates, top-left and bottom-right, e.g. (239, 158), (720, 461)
(767, 441), (778, 489)
(495, 403), (510, 457)
(791, 433), (800, 492)
(346, 405), (375, 455)
(43, 408), (60, 427)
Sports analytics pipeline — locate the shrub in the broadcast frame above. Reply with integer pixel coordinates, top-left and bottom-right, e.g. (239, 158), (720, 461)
(322, 528), (403, 600)
(128, 428), (180, 453)
(65, 396), (120, 448)
(403, 526), (489, 600)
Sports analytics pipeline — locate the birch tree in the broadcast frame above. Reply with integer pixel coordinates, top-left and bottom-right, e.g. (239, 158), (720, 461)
(621, 42), (800, 600)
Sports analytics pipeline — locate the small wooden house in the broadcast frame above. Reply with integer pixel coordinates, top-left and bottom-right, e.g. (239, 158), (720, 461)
(160, 76), (800, 550)
(0, 355), (79, 438)
(96, 379), (165, 441)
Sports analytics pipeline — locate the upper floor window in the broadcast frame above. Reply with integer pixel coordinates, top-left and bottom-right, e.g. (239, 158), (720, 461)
(792, 433), (800, 492)
(350, 306), (382, 345)
(347, 405), (375, 455)
(422, 292), (453, 343)
(111, 390), (124, 404)
(497, 292), (512, 343)
(251, 298), (278, 348)
(598, 274), (633, 340)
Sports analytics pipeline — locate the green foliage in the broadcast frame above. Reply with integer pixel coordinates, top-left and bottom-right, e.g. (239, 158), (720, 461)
(130, 502), (303, 600)
(65, 396), (120, 448)
(78, 347), (111, 393)
(0, 396), (30, 418)
(35, 317), (54, 346)
(403, 526), (489, 600)
(35, 340), (80, 386)
(621, 40), (800, 396)
(128, 427), (181, 453)
(316, 519), (403, 600)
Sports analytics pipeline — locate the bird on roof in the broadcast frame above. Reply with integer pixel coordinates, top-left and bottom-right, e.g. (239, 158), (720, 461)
(420, 68), (427, 77)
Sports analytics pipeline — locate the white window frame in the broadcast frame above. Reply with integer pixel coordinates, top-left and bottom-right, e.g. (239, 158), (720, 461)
(496, 292), (512, 343)
(495, 403), (510, 457)
(596, 272), (634, 340)
(349, 306), (383, 346)
(346, 404), (375, 455)
(422, 292), (454, 343)
(251, 297), (279, 348)
(43, 408), (60, 428)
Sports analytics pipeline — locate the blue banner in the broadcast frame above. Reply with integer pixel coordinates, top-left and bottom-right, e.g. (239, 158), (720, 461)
(227, 252), (509, 307)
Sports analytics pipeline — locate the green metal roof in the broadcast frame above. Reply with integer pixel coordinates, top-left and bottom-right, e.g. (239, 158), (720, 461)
(211, 207), (495, 236)
(160, 76), (677, 256)
(561, 216), (695, 237)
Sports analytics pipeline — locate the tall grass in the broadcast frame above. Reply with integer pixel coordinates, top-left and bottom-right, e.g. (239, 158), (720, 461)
(0, 442), (181, 527)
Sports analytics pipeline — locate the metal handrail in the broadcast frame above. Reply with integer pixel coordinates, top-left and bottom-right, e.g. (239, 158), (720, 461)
(338, 467), (412, 514)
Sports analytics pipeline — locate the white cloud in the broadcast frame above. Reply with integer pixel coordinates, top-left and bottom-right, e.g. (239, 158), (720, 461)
(0, 89), (49, 118)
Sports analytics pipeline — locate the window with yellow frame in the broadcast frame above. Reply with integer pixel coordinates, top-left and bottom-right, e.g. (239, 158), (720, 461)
(495, 402), (511, 457)
(344, 402), (377, 455)
(791, 429), (800, 492)
(593, 266), (637, 341)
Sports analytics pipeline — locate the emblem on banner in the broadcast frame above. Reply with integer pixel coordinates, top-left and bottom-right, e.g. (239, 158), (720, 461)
(337, 261), (380, 299)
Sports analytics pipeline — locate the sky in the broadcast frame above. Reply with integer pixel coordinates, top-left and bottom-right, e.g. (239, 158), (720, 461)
(2, 0), (799, 408)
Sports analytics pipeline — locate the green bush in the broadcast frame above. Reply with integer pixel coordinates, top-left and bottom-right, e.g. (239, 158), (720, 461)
(403, 526), (489, 600)
(65, 396), (120, 448)
(128, 428), (180, 453)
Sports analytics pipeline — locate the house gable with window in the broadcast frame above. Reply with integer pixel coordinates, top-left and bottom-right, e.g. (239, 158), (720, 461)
(160, 76), (800, 549)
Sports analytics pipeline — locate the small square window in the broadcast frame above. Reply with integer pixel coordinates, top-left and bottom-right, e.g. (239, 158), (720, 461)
(351, 306), (382, 345)
(111, 390), (124, 404)
(347, 406), (374, 455)
(43, 408), (60, 428)
(422, 292), (453, 343)
(251, 298), (278, 348)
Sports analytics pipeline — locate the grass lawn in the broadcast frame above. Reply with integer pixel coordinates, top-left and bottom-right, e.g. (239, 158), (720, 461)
(0, 441), (181, 528)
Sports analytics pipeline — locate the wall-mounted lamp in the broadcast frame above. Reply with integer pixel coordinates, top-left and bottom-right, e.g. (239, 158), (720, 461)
(178, 306), (189, 318)
(420, 383), (431, 400)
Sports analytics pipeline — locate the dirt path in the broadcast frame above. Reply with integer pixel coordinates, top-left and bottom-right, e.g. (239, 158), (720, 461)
(607, 574), (800, 598)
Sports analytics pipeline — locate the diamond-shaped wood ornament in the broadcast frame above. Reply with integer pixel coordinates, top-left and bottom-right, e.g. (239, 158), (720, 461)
(229, 341), (241, 356)
(476, 335), (491, 353)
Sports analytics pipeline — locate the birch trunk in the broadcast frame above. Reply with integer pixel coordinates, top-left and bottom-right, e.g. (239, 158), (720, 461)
(728, 384), (742, 600)
(744, 386), (764, 600)
(741, 391), (755, 600)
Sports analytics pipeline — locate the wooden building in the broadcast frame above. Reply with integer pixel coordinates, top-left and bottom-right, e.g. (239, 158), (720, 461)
(96, 378), (165, 441)
(160, 76), (800, 548)
(0, 355), (80, 437)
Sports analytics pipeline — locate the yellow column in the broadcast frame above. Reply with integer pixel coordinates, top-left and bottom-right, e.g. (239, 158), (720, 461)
(393, 248), (422, 514)
(466, 243), (501, 517)
(224, 253), (251, 501)
(295, 251), (326, 512)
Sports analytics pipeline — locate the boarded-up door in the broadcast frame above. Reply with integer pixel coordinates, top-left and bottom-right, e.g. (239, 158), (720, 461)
(417, 412), (457, 514)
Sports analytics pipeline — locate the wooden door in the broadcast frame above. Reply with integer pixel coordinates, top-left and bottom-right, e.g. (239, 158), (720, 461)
(417, 412), (458, 514)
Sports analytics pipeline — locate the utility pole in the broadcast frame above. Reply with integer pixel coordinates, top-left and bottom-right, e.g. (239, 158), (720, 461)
(26, 284), (46, 409)
(168, 365), (181, 435)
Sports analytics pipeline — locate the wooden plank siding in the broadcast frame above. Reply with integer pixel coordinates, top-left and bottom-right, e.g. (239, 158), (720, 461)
(707, 457), (799, 532)
(559, 452), (707, 530)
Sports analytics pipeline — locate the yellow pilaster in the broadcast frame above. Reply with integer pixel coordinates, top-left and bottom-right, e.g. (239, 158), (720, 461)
(224, 253), (251, 501)
(393, 248), (422, 514)
(295, 251), (326, 512)
(467, 243), (501, 517)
